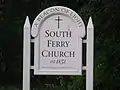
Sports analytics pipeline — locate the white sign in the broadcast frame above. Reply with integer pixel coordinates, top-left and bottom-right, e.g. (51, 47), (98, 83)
(31, 6), (85, 75)
(23, 6), (94, 90)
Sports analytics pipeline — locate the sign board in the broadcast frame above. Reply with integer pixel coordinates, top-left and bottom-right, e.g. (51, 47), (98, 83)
(31, 6), (85, 75)
(23, 6), (94, 90)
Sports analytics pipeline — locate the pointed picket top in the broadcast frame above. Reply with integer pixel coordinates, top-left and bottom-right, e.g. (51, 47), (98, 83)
(87, 16), (94, 29)
(24, 16), (31, 29)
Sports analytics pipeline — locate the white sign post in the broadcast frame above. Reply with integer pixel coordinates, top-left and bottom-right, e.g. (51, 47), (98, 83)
(86, 17), (94, 90)
(23, 6), (94, 90)
(23, 16), (31, 90)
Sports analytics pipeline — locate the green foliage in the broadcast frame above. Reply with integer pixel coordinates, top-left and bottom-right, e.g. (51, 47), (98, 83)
(0, 86), (17, 90)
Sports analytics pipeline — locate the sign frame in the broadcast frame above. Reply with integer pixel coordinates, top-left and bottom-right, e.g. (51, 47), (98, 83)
(22, 6), (94, 90)
(31, 6), (85, 75)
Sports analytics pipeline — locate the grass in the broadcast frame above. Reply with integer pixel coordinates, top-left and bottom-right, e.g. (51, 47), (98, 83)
(0, 86), (18, 90)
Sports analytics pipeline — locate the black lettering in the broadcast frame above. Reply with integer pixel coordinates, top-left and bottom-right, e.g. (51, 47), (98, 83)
(70, 51), (75, 57)
(54, 8), (60, 12)
(59, 51), (64, 57)
(61, 8), (69, 14)
(47, 40), (52, 47)
(43, 11), (49, 16)
(56, 41), (61, 47)
(61, 41), (65, 47)
(64, 51), (69, 57)
(45, 30), (49, 37)
(56, 31), (61, 37)
(42, 50), (48, 57)
(50, 31), (55, 37)
(66, 31), (71, 37)
(61, 59), (66, 64)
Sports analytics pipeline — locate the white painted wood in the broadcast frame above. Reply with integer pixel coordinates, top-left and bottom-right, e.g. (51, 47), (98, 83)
(23, 16), (31, 90)
(30, 66), (34, 69)
(83, 39), (88, 43)
(32, 6), (86, 75)
(22, 8), (94, 90)
(86, 16), (94, 90)
(82, 66), (86, 70)
(31, 6), (85, 38)
(31, 39), (35, 43)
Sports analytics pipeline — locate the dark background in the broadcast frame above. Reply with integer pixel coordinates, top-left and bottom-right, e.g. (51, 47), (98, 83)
(0, 0), (120, 90)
